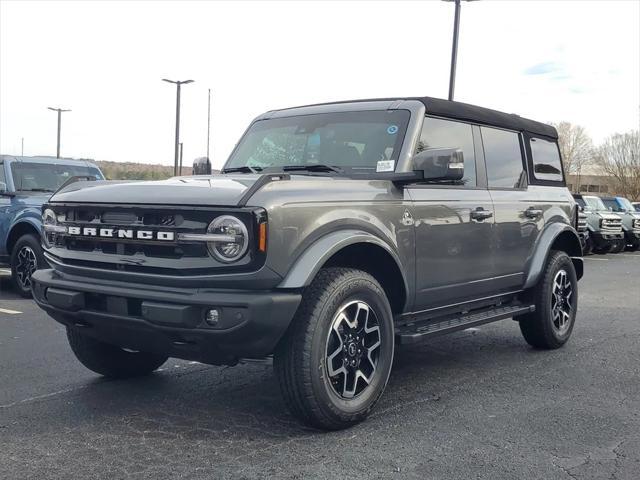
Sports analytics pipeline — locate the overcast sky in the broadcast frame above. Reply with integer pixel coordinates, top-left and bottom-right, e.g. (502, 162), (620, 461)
(1, 0), (639, 169)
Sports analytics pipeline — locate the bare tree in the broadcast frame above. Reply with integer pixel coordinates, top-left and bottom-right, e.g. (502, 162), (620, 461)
(594, 130), (640, 201)
(552, 122), (593, 188)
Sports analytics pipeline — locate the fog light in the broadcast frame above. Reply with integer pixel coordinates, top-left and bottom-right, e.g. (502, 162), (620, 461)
(205, 308), (220, 326)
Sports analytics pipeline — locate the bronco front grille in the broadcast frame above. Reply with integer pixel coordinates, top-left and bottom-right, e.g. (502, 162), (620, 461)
(577, 213), (587, 232)
(633, 218), (640, 234)
(601, 218), (622, 234)
(45, 204), (263, 275)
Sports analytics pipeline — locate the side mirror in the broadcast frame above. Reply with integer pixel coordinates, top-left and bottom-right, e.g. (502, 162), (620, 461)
(0, 181), (9, 195)
(413, 148), (464, 182)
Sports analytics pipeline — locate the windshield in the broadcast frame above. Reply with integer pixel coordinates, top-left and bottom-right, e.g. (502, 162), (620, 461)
(602, 198), (622, 212)
(617, 197), (635, 212)
(584, 196), (609, 212)
(11, 162), (103, 192)
(225, 110), (410, 173)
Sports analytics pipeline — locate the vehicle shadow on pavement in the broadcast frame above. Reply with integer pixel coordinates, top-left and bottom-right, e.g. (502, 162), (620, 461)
(9, 324), (538, 437)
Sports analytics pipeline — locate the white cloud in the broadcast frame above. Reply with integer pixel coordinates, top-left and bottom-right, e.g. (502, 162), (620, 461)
(1, 0), (638, 169)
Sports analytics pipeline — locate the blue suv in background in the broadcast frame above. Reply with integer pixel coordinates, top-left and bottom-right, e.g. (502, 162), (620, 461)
(0, 156), (104, 296)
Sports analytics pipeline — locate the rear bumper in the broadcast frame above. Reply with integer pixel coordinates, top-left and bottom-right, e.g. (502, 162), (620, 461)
(31, 269), (301, 365)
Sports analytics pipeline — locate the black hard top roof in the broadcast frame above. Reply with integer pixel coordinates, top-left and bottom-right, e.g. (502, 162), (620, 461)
(287, 96), (558, 139)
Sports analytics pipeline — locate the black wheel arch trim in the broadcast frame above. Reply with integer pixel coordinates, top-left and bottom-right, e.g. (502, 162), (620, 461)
(523, 223), (583, 290)
(278, 229), (410, 310)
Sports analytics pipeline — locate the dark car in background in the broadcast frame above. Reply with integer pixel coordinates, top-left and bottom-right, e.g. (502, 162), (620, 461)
(0, 156), (104, 296)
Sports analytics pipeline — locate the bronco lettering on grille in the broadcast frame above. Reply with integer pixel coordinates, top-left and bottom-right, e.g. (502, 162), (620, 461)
(67, 226), (175, 241)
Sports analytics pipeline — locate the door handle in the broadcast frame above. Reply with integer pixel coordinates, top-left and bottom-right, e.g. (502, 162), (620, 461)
(470, 207), (493, 221)
(524, 207), (543, 219)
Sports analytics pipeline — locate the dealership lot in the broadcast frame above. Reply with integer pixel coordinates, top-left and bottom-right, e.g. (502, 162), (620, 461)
(1, 254), (639, 480)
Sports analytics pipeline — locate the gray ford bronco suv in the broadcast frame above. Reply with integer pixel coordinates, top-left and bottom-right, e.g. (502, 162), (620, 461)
(32, 97), (583, 430)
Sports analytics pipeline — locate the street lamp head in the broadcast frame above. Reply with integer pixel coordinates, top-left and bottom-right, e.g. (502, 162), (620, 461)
(162, 78), (195, 85)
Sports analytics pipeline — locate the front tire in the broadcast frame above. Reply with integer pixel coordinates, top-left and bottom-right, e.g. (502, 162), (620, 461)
(67, 327), (168, 378)
(10, 233), (46, 298)
(274, 268), (394, 430)
(610, 239), (626, 253)
(519, 250), (578, 349)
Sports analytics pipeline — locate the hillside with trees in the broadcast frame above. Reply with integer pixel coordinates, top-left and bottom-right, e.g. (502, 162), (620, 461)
(95, 161), (192, 180)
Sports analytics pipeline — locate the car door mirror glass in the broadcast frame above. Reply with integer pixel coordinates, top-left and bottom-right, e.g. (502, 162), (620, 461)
(412, 148), (464, 182)
(0, 181), (7, 193)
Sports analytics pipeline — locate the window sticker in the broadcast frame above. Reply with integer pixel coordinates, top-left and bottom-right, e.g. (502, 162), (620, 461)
(387, 125), (398, 135)
(376, 160), (395, 172)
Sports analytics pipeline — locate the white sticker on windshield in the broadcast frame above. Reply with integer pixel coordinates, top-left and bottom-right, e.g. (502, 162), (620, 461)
(376, 160), (395, 172)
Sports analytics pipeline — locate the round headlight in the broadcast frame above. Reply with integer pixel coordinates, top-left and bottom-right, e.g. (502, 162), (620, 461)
(206, 215), (248, 263)
(42, 208), (57, 248)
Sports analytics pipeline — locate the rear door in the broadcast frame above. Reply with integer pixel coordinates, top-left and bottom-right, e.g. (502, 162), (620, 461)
(409, 117), (495, 310)
(480, 126), (542, 290)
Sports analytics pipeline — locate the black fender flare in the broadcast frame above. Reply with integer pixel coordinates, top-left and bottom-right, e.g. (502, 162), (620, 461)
(278, 229), (409, 294)
(523, 223), (584, 290)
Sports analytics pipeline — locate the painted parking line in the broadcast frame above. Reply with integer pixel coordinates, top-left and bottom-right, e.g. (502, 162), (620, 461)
(0, 307), (22, 314)
(616, 253), (640, 258)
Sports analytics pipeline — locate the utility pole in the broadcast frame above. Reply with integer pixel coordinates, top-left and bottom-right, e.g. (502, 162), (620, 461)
(162, 78), (194, 176)
(179, 142), (184, 176)
(47, 107), (71, 158)
(443, 0), (477, 101)
(21, 137), (24, 156)
(206, 88), (211, 162)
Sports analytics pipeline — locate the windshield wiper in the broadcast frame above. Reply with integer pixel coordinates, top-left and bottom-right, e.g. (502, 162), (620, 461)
(18, 188), (55, 193)
(282, 164), (343, 173)
(222, 166), (263, 174)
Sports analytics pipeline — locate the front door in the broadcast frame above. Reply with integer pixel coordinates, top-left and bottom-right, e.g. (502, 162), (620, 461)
(409, 117), (496, 311)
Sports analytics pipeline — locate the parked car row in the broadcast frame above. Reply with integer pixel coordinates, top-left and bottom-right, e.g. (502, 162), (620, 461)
(0, 156), (104, 296)
(573, 193), (640, 255)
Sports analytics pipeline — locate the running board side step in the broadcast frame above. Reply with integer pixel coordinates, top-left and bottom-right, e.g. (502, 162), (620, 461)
(396, 304), (535, 345)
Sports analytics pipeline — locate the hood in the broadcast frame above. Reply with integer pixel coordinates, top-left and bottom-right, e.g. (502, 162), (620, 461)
(13, 192), (52, 208)
(596, 212), (622, 221)
(49, 175), (263, 207)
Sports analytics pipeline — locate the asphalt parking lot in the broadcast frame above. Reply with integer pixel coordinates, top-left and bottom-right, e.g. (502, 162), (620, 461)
(1, 254), (639, 480)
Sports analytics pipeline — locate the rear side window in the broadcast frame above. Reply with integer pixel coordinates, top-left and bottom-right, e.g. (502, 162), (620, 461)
(416, 117), (476, 187)
(530, 137), (563, 182)
(0, 162), (5, 185)
(480, 127), (526, 189)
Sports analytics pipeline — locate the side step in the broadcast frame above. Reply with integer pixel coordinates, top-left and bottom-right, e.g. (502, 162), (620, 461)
(396, 304), (535, 345)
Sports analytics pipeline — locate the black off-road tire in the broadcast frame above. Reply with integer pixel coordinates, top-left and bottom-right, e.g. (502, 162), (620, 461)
(67, 327), (168, 378)
(610, 239), (626, 253)
(274, 268), (395, 430)
(519, 250), (578, 350)
(10, 233), (46, 298)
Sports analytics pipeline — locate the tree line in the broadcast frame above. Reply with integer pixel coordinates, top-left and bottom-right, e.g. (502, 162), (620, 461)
(554, 122), (640, 201)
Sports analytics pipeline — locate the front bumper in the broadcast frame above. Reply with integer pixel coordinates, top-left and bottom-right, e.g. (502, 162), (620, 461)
(592, 231), (624, 247)
(31, 269), (301, 365)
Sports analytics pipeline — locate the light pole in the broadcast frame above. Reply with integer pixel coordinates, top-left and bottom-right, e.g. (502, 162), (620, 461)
(206, 88), (211, 162)
(162, 78), (194, 176)
(443, 0), (477, 101)
(47, 107), (71, 158)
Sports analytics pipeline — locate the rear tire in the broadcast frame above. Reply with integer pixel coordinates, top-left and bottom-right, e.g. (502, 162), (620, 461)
(274, 268), (394, 430)
(519, 250), (577, 350)
(67, 327), (168, 378)
(10, 233), (46, 298)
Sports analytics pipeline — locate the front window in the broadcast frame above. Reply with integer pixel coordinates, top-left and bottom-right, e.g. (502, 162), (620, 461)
(225, 110), (410, 173)
(11, 162), (103, 193)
